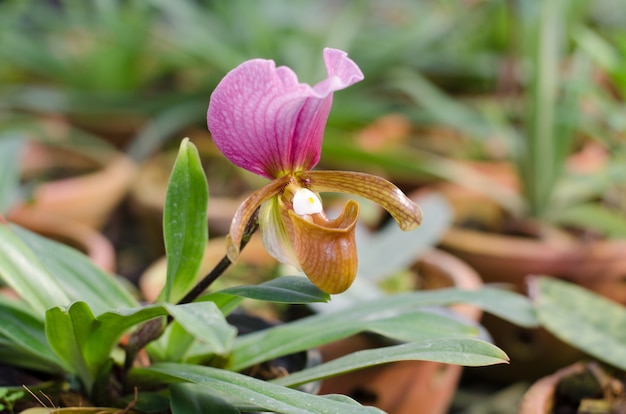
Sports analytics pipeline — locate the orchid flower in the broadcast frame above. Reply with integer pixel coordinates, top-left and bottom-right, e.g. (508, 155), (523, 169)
(207, 48), (422, 294)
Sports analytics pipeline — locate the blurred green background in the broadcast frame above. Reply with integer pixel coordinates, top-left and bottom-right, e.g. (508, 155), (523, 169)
(1, 1), (626, 412)
(2, 0), (624, 219)
(2, 0), (626, 276)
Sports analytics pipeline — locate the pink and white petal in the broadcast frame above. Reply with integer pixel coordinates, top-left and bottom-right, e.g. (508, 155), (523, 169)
(207, 49), (363, 179)
(298, 170), (423, 231)
(288, 48), (364, 172)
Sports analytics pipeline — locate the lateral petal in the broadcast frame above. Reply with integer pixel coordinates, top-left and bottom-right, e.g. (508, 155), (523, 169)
(226, 176), (290, 261)
(299, 170), (423, 231)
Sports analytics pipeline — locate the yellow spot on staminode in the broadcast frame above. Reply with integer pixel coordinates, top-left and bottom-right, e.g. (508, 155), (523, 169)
(293, 188), (323, 216)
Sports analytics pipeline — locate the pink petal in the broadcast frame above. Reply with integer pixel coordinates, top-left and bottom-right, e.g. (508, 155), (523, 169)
(207, 48), (363, 179)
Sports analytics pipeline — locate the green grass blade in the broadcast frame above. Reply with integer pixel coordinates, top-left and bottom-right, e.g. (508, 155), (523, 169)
(273, 338), (508, 388)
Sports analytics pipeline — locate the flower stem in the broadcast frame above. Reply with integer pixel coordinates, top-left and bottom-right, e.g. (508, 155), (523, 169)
(177, 207), (260, 305)
(122, 208), (259, 377)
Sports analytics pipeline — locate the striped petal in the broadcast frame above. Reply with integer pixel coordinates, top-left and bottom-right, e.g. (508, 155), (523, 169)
(226, 175), (291, 261)
(288, 200), (360, 294)
(297, 170), (423, 231)
(207, 48), (363, 179)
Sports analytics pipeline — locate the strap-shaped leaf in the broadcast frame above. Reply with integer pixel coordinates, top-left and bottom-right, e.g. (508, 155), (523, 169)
(164, 302), (236, 358)
(231, 287), (535, 371)
(170, 383), (240, 414)
(0, 296), (65, 373)
(14, 225), (138, 313)
(160, 138), (209, 303)
(203, 276), (330, 304)
(532, 276), (626, 371)
(0, 223), (70, 316)
(273, 338), (508, 388)
(132, 363), (384, 414)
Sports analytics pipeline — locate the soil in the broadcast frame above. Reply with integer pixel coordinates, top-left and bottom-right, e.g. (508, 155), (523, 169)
(553, 362), (626, 414)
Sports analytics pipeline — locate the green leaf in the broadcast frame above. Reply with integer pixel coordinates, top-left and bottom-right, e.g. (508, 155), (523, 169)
(13, 225), (138, 313)
(46, 302), (167, 391)
(149, 302), (236, 363)
(355, 308), (484, 342)
(160, 138), (209, 303)
(532, 276), (626, 371)
(131, 363), (384, 414)
(170, 383), (240, 414)
(198, 293), (244, 316)
(164, 302), (236, 357)
(230, 287), (535, 371)
(0, 223), (70, 316)
(273, 338), (508, 388)
(46, 301), (235, 392)
(229, 309), (480, 373)
(0, 296), (65, 373)
(208, 276), (330, 304)
(45, 302), (95, 389)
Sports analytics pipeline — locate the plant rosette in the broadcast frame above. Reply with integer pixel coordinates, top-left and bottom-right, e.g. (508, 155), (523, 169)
(0, 49), (537, 412)
(0, 138), (527, 413)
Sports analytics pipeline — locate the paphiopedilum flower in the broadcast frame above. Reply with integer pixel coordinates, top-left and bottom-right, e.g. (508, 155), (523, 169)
(207, 48), (422, 294)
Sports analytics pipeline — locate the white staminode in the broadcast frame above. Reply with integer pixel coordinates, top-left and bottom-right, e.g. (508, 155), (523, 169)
(293, 188), (323, 216)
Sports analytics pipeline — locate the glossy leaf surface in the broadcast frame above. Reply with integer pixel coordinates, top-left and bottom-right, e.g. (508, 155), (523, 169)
(231, 287), (535, 371)
(14, 225), (138, 313)
(204, 276), (330, 304)
(0, 223), (70, 316)
(132, 363), (384, 414)
(170, 383), (240, 414)
(273, 337), (508, 388)
(0, 296), (65, 373)
(160, 138), (209, 303)
(45, 301), (232, 392)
